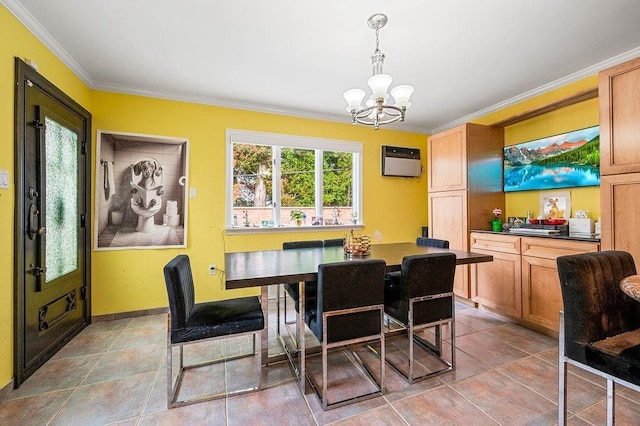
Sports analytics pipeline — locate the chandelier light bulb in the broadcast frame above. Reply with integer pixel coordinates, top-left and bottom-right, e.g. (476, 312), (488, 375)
(343, 88), (366, 112)
(367, 74), (392, 100)
(390, 84), (414, 108)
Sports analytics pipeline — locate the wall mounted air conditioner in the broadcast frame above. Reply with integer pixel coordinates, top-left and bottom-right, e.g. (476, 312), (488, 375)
(381, 145), (421, 177)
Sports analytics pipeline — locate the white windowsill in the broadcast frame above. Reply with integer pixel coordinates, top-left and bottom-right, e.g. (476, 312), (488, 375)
(225, 224), (364, 235)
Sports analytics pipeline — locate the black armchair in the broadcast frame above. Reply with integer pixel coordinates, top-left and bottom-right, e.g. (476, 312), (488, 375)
(557, 250), (640, 425)
(305, 259), (386, 410)
(384, 253), (457, 383)
(163, 255), (264, 408)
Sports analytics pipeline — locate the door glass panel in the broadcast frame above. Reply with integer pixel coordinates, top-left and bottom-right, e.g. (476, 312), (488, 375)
(45, 116), (78, 282)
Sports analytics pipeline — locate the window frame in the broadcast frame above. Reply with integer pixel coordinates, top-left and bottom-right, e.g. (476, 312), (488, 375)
(225, 129), (363, 233)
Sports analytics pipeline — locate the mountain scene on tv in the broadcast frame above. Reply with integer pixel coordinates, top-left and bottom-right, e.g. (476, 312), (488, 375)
(503, 125), (600, 192)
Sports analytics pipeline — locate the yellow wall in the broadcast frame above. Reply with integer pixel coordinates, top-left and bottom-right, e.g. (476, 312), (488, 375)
(90, 91), (427, 314)
(474, 76), (600, 220)
(0, 5), (92, 391)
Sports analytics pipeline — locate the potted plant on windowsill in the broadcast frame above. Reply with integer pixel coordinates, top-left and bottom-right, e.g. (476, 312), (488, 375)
(290, 210), (305, 226)
(111, 196), (124, 226)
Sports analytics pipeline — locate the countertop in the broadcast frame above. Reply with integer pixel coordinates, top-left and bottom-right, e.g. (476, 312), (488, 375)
(471, 229), (601, 243)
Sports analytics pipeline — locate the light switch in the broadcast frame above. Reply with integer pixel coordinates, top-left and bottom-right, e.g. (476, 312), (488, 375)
(0, 170), (9, 189)
(189, 187), (197, 198)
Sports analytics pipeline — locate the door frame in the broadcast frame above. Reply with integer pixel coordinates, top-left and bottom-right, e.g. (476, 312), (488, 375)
(13, 58), (92, 386)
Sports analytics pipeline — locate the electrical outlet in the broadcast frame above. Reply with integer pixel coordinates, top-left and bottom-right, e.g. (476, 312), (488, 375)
(208, 264), (216, 275)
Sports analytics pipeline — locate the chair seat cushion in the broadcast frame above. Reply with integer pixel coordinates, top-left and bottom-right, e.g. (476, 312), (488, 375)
(586, 328), (640, 386)
(171, 296), (264, 344)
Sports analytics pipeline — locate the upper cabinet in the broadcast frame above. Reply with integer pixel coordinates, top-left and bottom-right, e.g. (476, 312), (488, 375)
(427, 123), (504, 193)
(599, 56), (640, 175)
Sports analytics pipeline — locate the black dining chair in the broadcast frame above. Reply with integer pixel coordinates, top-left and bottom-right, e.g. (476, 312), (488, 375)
(557, 251), (640, 425)
(305, 259), (386, 410)
(277, 240), (324, 338)
(416, 237), (450, 248)
(163, 255), (264, 408)
(384, 252), (457, 383)
(386, 237), (450, 283)
(323, 238), (344, 247)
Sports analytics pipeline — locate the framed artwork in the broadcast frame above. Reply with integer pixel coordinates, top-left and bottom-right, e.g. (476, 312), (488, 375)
(94, 130), (189, 250)
(539, 191), (571, 220)
(504, 125), (599, 192)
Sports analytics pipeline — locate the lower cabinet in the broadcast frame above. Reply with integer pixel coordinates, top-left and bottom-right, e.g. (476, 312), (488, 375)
(470, 232), (600, 335)
(470, 233), (522, 318)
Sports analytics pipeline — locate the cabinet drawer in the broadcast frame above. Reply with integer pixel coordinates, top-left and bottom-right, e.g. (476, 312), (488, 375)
(471, 232), (521, 255)
(521, 237), (599, 260)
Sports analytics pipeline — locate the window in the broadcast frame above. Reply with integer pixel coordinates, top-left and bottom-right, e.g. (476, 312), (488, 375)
(226, 130), (362, 229)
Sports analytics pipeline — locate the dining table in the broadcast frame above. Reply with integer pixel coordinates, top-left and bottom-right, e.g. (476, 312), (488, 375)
(224, 242), (493, 391)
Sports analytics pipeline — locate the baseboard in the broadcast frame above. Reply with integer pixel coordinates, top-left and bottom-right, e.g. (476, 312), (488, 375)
(0, 378), (14, 402)
(92, 306), (168, 322)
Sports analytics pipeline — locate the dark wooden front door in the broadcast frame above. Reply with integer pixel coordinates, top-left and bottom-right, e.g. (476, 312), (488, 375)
(14, 59), (92, 387)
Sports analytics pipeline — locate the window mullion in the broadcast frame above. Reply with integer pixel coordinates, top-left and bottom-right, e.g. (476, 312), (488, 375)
(315, 150), (323, 221)
(273, 147), (282, 226)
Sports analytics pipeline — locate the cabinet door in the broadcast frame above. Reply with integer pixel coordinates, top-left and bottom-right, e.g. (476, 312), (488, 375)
(428, 124), (467, 192)
(429, 190), (468, 297)
(471, 249), (522, 318)
(521, 255), (562, 332)
(601, 173), (640, 266)
(470, 233), (522, 317)
(521, 238), (599, 332)
(600, 56), (640, 175)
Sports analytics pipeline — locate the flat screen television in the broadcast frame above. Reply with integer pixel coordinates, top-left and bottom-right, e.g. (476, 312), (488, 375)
(503, 125), (600, 192)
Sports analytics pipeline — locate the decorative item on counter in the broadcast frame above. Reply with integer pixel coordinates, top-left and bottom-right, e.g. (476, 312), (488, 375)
(344, 230), (371, 256)
(490, 208), (503, 232)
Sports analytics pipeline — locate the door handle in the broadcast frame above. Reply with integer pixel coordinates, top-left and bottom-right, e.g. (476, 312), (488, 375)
(28, 204), (40, 240)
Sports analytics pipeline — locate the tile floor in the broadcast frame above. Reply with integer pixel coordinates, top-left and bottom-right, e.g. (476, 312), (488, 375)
(2, 300), (640, 425)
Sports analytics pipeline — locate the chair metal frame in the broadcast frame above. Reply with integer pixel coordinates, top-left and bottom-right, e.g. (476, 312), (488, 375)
(385, 291), (455, 383)
(558, 310), (640, 425)
(166, 312), (262, 408)
(305, 304), (385, 410)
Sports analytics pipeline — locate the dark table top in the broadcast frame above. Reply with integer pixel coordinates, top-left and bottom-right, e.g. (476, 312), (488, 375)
(224, 242), (493, 289)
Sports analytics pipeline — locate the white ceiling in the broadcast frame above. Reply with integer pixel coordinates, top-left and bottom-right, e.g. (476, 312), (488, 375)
(5, 0), (640, 134)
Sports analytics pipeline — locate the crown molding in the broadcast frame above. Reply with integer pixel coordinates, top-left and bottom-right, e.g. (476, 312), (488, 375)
(2, 0), (94, 86)
(429, 46), (640, 134)
(92, 81), (431, 134)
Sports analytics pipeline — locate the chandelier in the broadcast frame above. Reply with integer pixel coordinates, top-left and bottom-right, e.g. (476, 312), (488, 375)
(344, 13), (414, 130)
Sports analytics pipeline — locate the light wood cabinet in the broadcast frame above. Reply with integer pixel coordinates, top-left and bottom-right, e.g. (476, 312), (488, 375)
(470, 232), (599, 335)
(428, 123), (504, 298)
(470, 233), (522, 318)
(600, 173), (640, 266)
(599, 56), (640, 175)
(521, 238), (599, 332)
(599, 56), (640, 268)
(429, 190), (468, 296)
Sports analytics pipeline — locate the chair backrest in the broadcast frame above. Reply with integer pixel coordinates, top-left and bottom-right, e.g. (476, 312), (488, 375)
(163, 255), (195, 332)
(557, 250), (640, 363)
(283, 240), (323, 250)
(323, 238), (344, 247)
(416, 237), (450, 248)
(398, 253), (457, 325)
(314, 259), (386, 343)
